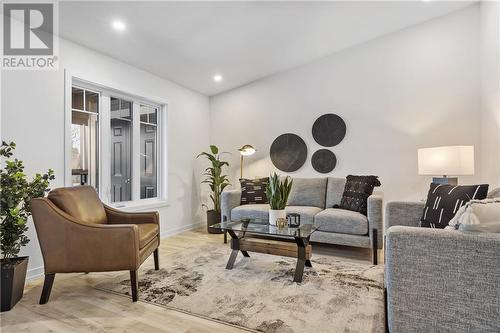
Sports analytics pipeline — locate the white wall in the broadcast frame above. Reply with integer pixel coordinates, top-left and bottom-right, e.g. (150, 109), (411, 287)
(210, 5), (484, 202)
(1, 39), (210, 279)
(479, 1), (500, 188)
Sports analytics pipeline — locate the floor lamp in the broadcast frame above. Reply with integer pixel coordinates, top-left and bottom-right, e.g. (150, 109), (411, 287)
(238, 145), (256, 179)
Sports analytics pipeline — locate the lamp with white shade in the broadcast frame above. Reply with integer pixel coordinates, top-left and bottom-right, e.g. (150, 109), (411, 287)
(417, 145), (474, 185)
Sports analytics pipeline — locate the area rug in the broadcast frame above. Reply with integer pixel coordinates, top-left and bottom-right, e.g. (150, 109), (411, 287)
(95, 244), (384, 333)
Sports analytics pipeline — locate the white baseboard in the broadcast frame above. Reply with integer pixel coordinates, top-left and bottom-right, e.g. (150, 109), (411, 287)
(26, 220), (205, 282)
(27, 266), (45, 281)
(159, 220), (205, 239)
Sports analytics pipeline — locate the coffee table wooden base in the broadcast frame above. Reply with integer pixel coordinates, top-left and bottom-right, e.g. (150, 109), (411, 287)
(225, 230), (312, 283)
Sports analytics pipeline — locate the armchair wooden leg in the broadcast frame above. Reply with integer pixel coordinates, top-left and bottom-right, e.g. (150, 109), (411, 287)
(372, 228), (378, 265)
(39, 274), (55, 304)
(130, 270), (138, 302)
(153, 249), (159, 270)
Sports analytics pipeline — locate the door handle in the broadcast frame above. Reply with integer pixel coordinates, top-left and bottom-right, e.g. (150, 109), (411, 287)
(125, 178), (131, 184)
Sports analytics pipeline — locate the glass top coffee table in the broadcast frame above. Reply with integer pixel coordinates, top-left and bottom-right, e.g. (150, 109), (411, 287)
(211, 218), (317, 283)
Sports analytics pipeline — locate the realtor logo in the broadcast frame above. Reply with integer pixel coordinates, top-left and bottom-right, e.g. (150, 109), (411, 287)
(2, 1), (59, 70)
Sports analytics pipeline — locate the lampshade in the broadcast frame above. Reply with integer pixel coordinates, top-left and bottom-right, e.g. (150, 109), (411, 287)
(238, 144), (256, 156)
(418, 145), (474, 176)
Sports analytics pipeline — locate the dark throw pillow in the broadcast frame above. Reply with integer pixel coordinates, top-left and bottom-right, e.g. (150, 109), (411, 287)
(420, 183), (489, 228)
(337, 175), (381, 216)
(240, 178), (269, 205)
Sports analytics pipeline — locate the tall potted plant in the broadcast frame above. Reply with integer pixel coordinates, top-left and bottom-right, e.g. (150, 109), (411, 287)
(0, 141), (54, 311)
(198, 145), (230, 233)
(266, 173), (293, 226)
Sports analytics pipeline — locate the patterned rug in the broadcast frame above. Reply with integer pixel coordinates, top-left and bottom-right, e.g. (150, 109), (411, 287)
(95, 244), (384, 333)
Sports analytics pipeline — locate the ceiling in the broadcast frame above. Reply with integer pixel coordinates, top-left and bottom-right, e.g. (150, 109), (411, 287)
(59, 1), (475, 96)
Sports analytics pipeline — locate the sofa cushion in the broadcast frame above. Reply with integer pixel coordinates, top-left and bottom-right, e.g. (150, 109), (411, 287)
(137, 223), (159, 248)
(338, 175), (381, 215)
(240, 177), (269, 205)
(314, 208), (368, 235)
(287, 177), (327, 208)
(286, 206), (323, 225)
(325, 177), (346, 208)
(231, 204), (269, 221)
(448, 197), (500, 229)
(421, 183), (489, 228)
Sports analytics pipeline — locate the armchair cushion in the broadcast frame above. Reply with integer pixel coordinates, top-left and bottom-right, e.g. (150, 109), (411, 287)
(137, 223), (159, 248)
(48, 186), (107, 224)
(420, 183), (489, 228)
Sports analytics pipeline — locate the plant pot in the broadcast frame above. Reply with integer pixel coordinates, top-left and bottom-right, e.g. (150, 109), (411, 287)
(207, 210), (223, 234)
(1, 256), (29, 312)
(269, 209), (286, 226)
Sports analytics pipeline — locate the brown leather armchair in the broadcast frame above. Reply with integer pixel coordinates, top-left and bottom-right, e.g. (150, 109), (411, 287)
(30, 186), (160, 303)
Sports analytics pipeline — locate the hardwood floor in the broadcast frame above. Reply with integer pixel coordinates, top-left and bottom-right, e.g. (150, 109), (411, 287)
(0, 228), (378, 333)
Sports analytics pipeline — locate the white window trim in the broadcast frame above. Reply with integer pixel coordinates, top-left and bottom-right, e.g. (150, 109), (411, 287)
(64, 69), (169, 209)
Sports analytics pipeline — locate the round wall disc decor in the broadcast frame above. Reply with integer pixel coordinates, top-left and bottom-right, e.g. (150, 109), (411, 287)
(311, 149), (337, 173)
(270, 133), (307, 172)
(312, 113), (346, 147)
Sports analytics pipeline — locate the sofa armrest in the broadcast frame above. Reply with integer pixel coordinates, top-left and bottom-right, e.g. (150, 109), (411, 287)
(385, 201), (424, 232)
(221, 189), (241, 221)
(104, 204), (159, 226)
(385, 226), (500, 333)
(367, 193), (383, 249)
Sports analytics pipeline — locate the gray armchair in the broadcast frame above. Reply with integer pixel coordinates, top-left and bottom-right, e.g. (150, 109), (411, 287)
(384, 190), (500, 333)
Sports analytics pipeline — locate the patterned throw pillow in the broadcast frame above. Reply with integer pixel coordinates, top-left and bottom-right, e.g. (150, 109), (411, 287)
(240, 178), (269, 205)
(420, 183), (489, 228)
(338, 175), (381, 216)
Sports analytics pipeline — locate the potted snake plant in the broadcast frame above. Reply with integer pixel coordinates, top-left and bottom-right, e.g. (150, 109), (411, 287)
(198, 145), (230, 233)
(266, 172), (293, 226)
(0, 141), (54, 311)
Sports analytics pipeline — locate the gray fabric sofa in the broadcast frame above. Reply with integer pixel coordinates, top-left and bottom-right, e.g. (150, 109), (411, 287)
(385, 188), (500, 333)
(221, 177), (383, 264)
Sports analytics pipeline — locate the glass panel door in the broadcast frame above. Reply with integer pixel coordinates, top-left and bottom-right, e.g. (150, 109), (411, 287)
(139, 105), (158, 199)
(110, 97), (132, 202)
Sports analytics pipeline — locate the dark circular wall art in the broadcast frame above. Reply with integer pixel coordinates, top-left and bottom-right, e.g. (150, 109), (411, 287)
(311, 149), (337, 173)
(312, 113), (346, 147)
(270, 133), (308, 172)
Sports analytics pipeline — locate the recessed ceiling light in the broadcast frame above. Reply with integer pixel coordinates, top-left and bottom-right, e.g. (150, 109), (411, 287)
(213, 74), (223, 82)
(112, 20), (126, 32)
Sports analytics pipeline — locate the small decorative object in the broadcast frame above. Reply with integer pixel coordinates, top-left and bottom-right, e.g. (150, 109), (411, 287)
(287, 213), (301, 228)
(417, 145), (474, 185)
(197, 145), (230, 234)
(1, 141), (54, 312)
(312, 113), (346, 147)
(270, 133), (307, 172)
(266, 172), (293, 226)
(311, 149), (337, 173)
(276, 218), (287, 229)
(238, 144), (256, 178)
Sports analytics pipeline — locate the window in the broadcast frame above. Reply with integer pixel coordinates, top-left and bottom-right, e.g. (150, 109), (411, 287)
(67, 79), (166, 206)
(71, 87), (99, 189)
(140, 105), (158, 199)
